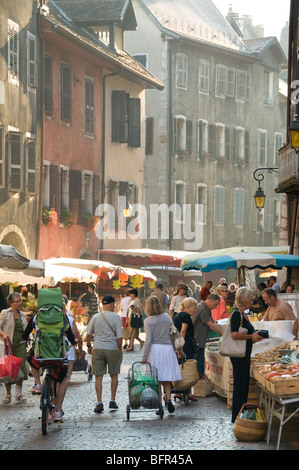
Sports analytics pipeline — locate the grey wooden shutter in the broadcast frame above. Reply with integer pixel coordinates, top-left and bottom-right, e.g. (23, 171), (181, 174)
(61, 64), (71, 122)
(128, 98), (140, 147)
(69, 169), (82, 224)
(145, 117), (154, 155)
(93, 174), (100, 213)
(112, 90), (126, 142)
(44, 55), (53, 115)
(186, 120), (192, 155)
(49, 164), (59, 211)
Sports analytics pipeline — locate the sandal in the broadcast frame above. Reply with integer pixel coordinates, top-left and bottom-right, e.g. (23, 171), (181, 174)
(3, 395), (11, 404)
(140, 341), (145, 350)
(15, 394), (26, 404)
(127, 348), (134, 351)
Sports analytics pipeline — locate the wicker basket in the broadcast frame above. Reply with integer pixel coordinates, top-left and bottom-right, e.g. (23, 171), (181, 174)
(173, 359), (199, 391)
(194, 374), (214, 398)
(233, 403), (267, 442)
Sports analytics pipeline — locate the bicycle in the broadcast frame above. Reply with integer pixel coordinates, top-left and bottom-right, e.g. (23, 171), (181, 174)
(39, 359), (68, 435)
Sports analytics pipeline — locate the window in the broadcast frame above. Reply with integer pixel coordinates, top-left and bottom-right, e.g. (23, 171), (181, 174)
(258, 129), (267, 165)
(69, 169), (82, 224)
(197, 184), (207, 224)
(236, 70), (247, 101)
(176, 53), (187, 89)
(208, 124), (217, 158)
(264, 71), (273, 106)
(85, 77), (94, 137)
(174, 181), (186, 222)
(60, 63), (71, 123)
(0, 127), (4, 188)
(44, 55), (53, 115)
(173, 115), (186, 154)
(8, 132), (22, 191)
(214, 186), (225, 225)
(225, 127), (232, 161)
(235, 127), (245, 162)
(197, 119), (208, 160)
(133, 54), (147, 68)
(26, 139), (36, 194)
(274, 132), (283, 166)
(82, 170), (93, 214)
(42, 161), (50, 208)
(215, 64), (227, 97)
(27, 32), (37, 89)
(8, 19), (19, 82)
(264, 198), (274, 233)
(199, 60), (210, 94)
(145, 117), (154, 155)
(216, 123), (225, 159)
(111, 91), (141, 147)
(234, 188), (244, 226)
(59, 165), (69, 221)
(226, 68), (235, 97)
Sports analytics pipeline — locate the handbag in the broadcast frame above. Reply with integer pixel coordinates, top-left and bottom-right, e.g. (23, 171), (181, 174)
(130, 313), (143, 329)
(218, 310), (248, 358)
(173, 359), (199, 391)
(193, 374), (213, 398)
(0, 338), (23, 384)
(169, 321), (185, 350)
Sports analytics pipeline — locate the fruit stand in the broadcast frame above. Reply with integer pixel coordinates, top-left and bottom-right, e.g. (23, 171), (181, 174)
(252, 340), (299, 449)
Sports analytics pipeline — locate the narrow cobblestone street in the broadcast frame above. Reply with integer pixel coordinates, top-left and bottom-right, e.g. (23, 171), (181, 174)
(1, 336), (299, 454)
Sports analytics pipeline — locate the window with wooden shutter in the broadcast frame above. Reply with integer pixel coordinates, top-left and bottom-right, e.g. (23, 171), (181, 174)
(85, 78), (94, 137)
(50, 164), (59, 211)
(186, 120), (192, 156)
(44, 54), (53, 115)
(128, 98), (140, 148)
(8, 132), (22, 191)
(111, 90), (127, 143)
(208, 124), (217, 159)
(215, 65), (227, 97)
(214, 186), (225, 225)
(93, 174), (100, 213)
(8, 20), (19, 82)
(27, 32), (37, 89)
(225, 127), (231, 161)
(145, 117), (154, 155)
(69, 169), (82, 224)
(244, 130), (250, 165)
(60, 63), (71, 122)
(0, 128), (4, 188)
(26, 140), (36, 194)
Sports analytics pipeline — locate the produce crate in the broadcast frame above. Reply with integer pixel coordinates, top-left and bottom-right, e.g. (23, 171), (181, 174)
(267, 377), (299, 396)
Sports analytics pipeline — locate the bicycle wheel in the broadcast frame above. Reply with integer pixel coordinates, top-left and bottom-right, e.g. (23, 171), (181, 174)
(41, 375), (51, 435)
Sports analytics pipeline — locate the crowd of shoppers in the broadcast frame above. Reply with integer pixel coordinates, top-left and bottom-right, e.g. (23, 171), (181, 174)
(0, 277), (297, 426)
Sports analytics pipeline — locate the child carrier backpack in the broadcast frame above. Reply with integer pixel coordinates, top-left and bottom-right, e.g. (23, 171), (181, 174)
(35, 287), (69, 360)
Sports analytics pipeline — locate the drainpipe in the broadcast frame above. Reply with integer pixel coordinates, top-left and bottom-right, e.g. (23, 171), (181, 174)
(167, 37), (182, 250)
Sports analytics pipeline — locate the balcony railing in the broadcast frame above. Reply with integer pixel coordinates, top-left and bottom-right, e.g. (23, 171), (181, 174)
(276, 144), (299, 193)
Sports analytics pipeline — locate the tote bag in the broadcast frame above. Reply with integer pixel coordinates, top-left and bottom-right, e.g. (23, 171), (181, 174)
(218, 311), (248, 358)
(0, 339), (23, 383)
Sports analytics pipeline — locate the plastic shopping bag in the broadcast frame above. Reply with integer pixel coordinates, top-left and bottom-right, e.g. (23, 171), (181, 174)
(0, 339), (23, 383)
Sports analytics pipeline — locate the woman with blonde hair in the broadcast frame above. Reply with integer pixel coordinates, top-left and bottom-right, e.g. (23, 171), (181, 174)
(211, 285), (229, 321)
(169, 283), (188, 318)
(230, 287), (263, 422)
(141, 296), (182, 414)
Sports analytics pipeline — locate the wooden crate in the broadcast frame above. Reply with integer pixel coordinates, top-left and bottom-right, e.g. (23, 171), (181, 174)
(267, 377), (299, 396)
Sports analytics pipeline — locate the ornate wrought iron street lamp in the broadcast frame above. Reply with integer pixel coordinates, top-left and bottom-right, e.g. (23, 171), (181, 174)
(253, 167), (278, 211)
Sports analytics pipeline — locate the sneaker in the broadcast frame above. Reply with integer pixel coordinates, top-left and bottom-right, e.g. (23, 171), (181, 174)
(167, 400), (175, 413)
(54, 411), (63, 423)
(109, 400), (118, 410)
(94, 402), (104, 413)
(32, 384), (42, 395)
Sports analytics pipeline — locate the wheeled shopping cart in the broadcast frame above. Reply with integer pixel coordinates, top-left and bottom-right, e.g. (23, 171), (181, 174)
(126, 361), (163, 420)
(72, 351), (92, 381)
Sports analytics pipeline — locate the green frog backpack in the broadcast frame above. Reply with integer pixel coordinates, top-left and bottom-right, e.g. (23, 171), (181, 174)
(35, 287), (69, 360)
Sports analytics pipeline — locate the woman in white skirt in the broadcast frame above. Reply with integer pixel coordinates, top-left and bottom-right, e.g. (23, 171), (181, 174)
(141, 296), (183, 413)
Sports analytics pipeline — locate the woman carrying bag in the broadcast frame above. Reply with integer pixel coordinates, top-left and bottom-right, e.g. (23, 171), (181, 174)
(230, 287), (263, 423)
(0, 292), (28, 404)
(127, 289), (144, 351)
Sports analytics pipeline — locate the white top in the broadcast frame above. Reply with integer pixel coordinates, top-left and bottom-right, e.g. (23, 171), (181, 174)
(120, 296), (131, 318)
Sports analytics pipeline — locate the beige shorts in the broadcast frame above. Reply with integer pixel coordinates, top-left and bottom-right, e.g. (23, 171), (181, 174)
(92, 349), (123, 376)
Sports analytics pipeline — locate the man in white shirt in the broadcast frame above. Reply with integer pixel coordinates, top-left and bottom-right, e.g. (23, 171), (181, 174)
(86, 295), (123, 413)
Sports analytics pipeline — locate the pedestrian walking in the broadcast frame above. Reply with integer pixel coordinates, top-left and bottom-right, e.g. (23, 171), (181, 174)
(169, 283), (188, 318)
(0, 292), (28, 404)
(85, 295), (123, 413)
(193, 294), (222, 375)
(119, 289), (131, 349)
(150, 283), (170, 312)
(127, 289), (144, 351)
(141, 296), (182, 414)
(87, 283), (99, 323)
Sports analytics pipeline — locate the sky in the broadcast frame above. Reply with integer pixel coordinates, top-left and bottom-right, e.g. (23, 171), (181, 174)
(212, 0), (291, 39)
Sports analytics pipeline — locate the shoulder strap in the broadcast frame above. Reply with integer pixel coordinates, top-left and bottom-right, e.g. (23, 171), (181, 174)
(101, 312), (116, 335)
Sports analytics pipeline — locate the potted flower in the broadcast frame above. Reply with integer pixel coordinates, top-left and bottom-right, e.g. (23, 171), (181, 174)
(62, 208), (77, 228)
(176, 148), (190, 160)
(82, 212), (100, 232)
(41, 207), (58, 227)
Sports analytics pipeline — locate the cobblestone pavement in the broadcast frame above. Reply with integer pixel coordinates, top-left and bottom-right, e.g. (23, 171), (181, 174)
(1, 337), (299, 453)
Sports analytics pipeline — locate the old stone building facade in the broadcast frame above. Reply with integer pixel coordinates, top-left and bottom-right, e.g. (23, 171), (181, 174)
(125, 0), (287, 253)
